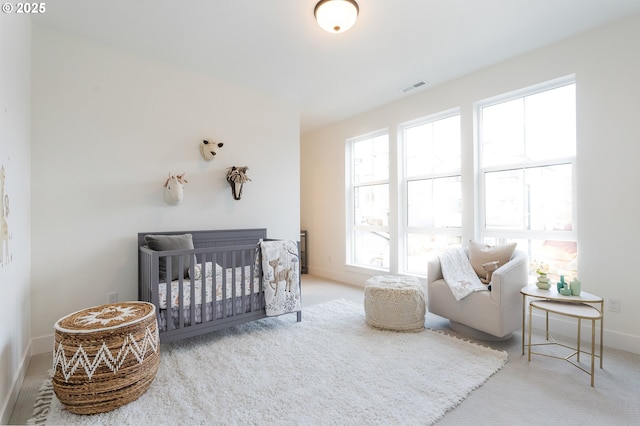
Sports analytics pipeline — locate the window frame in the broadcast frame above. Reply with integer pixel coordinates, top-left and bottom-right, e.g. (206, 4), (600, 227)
(476, 76), (577, 271)
(345, 128), (391, 271)
(341, 76), (577, 279)
(399, 109), (463, 276)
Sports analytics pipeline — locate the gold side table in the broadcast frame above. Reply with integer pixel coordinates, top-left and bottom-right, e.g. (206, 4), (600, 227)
(520, 285), (604, 366)
(528, 300), (603, 386)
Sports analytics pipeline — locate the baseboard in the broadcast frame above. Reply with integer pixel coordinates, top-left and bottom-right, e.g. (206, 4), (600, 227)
(0, 341), (31, 425)
(307, 266), (368, 288)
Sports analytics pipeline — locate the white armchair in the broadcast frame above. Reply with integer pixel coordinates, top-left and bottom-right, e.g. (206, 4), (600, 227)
(427, 249), (528, 340)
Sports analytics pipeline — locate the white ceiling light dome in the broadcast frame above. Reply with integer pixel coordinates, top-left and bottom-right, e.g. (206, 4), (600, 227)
(314, 0), (359, 33)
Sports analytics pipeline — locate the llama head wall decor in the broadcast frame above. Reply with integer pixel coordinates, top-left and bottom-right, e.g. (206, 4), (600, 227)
(163, 173), (188, 205)
(225, 166), (251, 200)
(200, 139), (224, 161)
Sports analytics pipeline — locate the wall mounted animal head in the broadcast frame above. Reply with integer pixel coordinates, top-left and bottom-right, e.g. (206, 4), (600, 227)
(164, 173), (188, 205)
(225, 166), (251, 200)
(200, 139), (224, 161)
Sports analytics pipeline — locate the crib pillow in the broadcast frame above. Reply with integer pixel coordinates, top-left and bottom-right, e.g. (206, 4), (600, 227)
(144, 233), (194, 281)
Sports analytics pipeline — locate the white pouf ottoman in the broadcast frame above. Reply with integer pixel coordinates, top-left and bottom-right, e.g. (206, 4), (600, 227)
(364, 275), (426, 331)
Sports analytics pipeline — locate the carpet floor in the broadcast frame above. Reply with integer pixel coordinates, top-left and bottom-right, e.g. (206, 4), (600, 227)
(33, 299), (507, 425)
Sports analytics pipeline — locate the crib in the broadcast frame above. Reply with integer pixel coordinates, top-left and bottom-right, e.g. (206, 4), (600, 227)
(138, 228), (301, 343)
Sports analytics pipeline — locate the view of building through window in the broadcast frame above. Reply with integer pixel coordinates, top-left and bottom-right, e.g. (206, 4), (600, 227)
(479, 82), (577, 280)
(403, 114), (461, 275)
(349, 133), (390, 269)
(346, 79), (576, 279)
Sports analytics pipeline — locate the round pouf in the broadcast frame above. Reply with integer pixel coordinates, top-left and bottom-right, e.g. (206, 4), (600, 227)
(364, 276), (426, 331)
(52, 301), (160, 415)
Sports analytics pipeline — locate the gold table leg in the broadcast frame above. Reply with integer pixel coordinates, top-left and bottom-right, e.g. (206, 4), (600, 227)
(577, 318), (581, 363)
(600, 302), (604, 369)
(528, 303), (533, 362)
(521, 293), (526, 356)
(591, 318), (596, 387)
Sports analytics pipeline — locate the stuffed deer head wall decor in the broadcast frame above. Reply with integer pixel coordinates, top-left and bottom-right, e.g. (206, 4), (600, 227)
(226, 166), (251, 200)
(200, 139), (224, 161)
(164, 173), (188, 205)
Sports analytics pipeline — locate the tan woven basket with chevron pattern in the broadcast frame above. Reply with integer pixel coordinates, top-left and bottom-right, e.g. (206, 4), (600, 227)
(52, 301), (160, 415)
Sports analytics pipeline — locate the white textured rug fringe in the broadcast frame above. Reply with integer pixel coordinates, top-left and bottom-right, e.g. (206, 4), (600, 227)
(26, 370), (54, 425)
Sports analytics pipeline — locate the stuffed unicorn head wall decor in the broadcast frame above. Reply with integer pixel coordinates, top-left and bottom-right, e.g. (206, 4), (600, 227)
(200, 139), (224, 161)
(164, 173), (188, 205)
(226, 166), (251, 200)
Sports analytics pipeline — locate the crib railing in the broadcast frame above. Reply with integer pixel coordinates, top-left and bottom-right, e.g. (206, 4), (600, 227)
(139, 243), (266, 342)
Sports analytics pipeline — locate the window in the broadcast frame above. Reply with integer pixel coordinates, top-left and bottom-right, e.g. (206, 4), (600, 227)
(343, 77), (576, 280)
(401, 112), (462, 275)
(478, 80), (577, 279)
(347, 131), (390, 269)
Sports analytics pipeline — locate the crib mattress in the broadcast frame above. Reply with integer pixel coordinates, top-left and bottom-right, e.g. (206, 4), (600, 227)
(158, 265), (260, 309)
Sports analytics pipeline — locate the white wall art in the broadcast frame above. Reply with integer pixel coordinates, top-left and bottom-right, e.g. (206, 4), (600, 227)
(226, 166), (251, 200)
(0, 165), (12, 266)
(163, 173), (188, 205)
(200, 139), (224, 161)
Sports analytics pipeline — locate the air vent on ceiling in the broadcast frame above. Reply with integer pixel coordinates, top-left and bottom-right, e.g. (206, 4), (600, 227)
(402, 81), (427, 93)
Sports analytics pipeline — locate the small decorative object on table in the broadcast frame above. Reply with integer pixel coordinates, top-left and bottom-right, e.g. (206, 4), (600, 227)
(52, 302), (160, 415)
(557, 275), (566, 292)
(535, 263), (551, 290)
(556, 274), (575, 296)
(570, 277), (581, 296)
(559, 287), (572, 296)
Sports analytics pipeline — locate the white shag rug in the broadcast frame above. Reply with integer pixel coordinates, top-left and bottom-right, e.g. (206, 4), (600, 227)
(33, 299), (507, 425)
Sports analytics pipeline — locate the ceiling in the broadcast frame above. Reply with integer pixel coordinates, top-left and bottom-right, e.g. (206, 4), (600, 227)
(32, 0), (640, 134)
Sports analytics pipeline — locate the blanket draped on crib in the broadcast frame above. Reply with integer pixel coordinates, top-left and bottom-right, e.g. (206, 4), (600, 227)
(438, 248), (487, 301)
(259, 240), (301, 316)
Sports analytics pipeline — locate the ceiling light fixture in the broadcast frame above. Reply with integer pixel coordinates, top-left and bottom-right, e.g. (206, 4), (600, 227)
(314, 0), (359, 34)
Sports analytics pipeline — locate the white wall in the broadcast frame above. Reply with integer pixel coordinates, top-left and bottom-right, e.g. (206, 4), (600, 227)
(302, 13), (640, 354)
(0, 13), (31, 424)
(30, 25), (300, 351)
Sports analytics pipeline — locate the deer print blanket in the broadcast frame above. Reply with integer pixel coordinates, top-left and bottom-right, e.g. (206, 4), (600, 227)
(260, 240), (301, 316)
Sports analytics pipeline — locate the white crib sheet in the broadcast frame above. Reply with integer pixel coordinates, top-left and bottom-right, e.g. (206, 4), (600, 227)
(158, 265), (260, 309)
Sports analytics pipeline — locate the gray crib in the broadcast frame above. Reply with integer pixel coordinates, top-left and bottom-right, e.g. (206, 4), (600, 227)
(138, 228), (301, 343)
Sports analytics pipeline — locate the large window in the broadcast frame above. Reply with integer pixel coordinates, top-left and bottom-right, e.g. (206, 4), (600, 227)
(402, 112), (462, 275)
(478, 80), (577, 279)
(344, 77), (576, 279)
(347, 131), (390, 269)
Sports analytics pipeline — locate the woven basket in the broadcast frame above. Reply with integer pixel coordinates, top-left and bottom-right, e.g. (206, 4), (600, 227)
(52, 301), (160, 415)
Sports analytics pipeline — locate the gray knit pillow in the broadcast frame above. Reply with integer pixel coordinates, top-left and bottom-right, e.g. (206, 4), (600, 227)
(144, 233), (194, 281)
